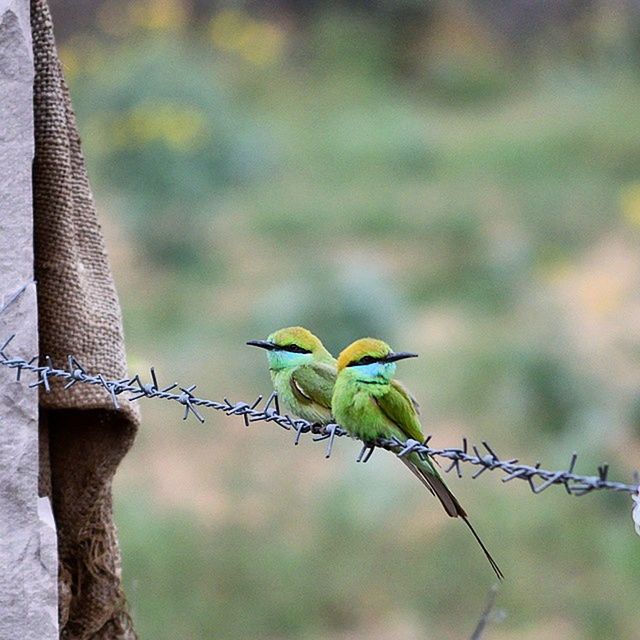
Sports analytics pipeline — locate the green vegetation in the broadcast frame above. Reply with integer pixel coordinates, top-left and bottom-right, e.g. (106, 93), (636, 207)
(60, 3), (640, 637)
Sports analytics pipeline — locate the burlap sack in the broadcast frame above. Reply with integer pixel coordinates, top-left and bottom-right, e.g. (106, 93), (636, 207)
(32, 0), (139, 637)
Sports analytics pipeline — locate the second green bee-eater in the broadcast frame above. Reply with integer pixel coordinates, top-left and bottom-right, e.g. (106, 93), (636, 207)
(247, 326), (336, 424)
(332, 337), (503, 580)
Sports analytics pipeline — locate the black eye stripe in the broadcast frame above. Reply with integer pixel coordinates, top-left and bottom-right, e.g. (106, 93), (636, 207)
(278, 344), (312, 354)
(347, 355), (379, 367)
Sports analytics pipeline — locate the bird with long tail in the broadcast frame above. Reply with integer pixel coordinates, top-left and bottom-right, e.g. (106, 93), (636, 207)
(331, 337), (504, 580)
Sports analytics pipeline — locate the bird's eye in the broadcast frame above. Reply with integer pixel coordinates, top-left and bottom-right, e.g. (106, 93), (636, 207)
(281, 344), (312, 354)
(348, 355), (377, 366)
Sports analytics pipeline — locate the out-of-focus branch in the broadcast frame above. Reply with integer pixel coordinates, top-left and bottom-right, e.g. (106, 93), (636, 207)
(470, 585), (502, 639)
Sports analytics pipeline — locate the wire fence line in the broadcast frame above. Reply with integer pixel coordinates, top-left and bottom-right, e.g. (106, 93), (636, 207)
(1, 330), (638, 499)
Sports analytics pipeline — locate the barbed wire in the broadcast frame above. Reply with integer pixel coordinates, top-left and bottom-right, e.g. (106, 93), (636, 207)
(0, 330), (637, 498)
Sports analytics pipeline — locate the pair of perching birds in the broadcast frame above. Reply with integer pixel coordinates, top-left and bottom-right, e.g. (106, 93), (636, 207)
(248, 326), (504, 580)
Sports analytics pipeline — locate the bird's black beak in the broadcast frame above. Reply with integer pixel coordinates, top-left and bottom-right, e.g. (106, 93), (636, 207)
(383, 351), (419, 363)
(246, 340), (278, 351)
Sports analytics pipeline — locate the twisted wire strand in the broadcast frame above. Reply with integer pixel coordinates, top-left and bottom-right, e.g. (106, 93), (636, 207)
(0, 332), (637, 497)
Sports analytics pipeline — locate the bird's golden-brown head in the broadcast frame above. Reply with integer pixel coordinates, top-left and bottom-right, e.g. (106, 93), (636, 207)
(337, 338), (417, 372)
(246, 326), (334, 370)
(267, 327), (326, 354)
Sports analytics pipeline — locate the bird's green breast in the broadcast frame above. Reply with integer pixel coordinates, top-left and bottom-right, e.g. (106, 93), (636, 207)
(332, 376), (399, 441)
(270, 367), (297, 408)
(270, 367), (333, 424)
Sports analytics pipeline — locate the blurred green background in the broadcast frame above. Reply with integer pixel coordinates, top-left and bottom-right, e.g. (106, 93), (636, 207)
(50, 0), (640, 637)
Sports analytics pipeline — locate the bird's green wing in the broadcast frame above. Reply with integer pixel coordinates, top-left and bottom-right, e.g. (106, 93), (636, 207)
(290, 362), (336, 409)
(373, 382), (425, 443)
(391, 379), (420, 414)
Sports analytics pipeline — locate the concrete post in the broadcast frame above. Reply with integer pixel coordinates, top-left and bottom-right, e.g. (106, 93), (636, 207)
(0, 0), (58, 637)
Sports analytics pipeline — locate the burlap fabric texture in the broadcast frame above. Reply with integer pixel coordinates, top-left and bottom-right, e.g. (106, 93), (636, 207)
(32, 0), (140, 637)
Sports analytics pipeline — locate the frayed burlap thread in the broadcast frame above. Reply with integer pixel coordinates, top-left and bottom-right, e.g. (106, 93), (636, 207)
(31, 1), (139, 638)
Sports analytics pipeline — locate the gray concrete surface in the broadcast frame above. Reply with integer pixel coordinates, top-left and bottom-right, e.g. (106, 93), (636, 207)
(0, 0), (58, 637)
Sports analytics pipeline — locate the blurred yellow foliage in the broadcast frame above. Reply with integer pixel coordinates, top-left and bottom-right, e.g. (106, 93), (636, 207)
(109, 102), (208, 151)
(620, 182), (640, 226)
(97, 0), (187, 36)
(129, 0), (186, 32)
(59, 33), (114, 83)
(209, 9), (285, 66)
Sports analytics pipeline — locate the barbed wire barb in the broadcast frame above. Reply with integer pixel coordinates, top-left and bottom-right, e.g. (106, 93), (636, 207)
(0, 332), (638, 498)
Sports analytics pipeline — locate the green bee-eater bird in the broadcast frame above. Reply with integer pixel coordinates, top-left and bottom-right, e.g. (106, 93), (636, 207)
(247, 326), (336, 424)
(332, 338), (504, 580)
